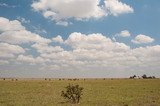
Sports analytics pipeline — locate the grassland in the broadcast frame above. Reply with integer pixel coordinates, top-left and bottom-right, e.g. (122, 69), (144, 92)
(0, 78), (160, 106)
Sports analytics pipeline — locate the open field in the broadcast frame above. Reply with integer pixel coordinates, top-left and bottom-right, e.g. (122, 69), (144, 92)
(0, 79), (160, 106)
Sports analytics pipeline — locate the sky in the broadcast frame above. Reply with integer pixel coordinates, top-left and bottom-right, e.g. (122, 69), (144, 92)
(0, 0), (160, 78)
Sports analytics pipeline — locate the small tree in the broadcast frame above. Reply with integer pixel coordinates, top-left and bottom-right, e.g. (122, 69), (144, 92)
(142, 74), (147, 79)
(61, 84), (83, 104)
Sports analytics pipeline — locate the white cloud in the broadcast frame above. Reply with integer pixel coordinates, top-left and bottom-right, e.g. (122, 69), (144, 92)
(52, 35), (64, 43)
(117, 30), (131, 37)
(0, 17), (51, 44)
(32, 43), (64, 54)
(0, 30), (50, 44)
(31, 0), (134, 26)
(104, 0), (134, 16)
(17, 55), (35, 64)
(0, 28), (159, 77)
(55, 21), (69, 26)
(37, 33), (159, 74)
(65, 32), (130, 51)
(32, 0), (105, 22)
(0, 17), (25, 32)
(131, 34), (154, 44)
(17, 55), (47, 64)
(0, 42), (25, 58)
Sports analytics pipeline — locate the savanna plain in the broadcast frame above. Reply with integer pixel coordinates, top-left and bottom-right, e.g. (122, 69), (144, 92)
(0, 78), (160, 106)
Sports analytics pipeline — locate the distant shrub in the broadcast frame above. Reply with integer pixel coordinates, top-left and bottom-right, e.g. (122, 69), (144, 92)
(129, 74), (156, 79)
(61, 84), (83, 104)
(3, 78), (5, 80)
(142, 74), (156, 79)
(129, 75), (136, 79)
(142, 74), (147, 79)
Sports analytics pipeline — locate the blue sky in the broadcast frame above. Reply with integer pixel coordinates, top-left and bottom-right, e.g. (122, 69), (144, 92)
(0, 0), (160, 78)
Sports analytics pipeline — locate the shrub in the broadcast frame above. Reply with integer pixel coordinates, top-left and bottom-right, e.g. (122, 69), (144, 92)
(142, 74), (147, 79)
(141, 74), (156, 79)
(129, 75), (136, 79)
(61, 84), (84, 104)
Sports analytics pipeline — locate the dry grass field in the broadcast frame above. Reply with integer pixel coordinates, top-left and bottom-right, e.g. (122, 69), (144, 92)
(0, 78), (160, 106)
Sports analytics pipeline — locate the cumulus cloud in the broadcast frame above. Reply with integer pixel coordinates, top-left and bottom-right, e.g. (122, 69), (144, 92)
(17, 55), (48, 64)
(55, 21), (69, 26)
(131, 34), (154, 44)
(65, 32), (130, 51)
(0, 17), (51, 44)
(31, 0), (134, 26)
(117, 30), (131, 37)
(27, 32), (159, 77)
(0, 42), (25, 58)
(32, 43), (64, 54)
(31, 0), (105, 25)
(0, 17), (159, 77)
(104, 0), (134, 16)
(0, 30), (160, 77)
(29, 33), (158, 68)
(0, 17), (25, 32)
(52, 35), (64, 43)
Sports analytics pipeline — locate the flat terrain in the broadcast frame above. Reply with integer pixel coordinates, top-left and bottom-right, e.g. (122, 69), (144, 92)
(0, 79), (160, 106)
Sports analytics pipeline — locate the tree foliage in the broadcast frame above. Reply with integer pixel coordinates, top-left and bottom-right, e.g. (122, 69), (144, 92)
(142, 74), (147, 79)
(61, 84), (83, 104)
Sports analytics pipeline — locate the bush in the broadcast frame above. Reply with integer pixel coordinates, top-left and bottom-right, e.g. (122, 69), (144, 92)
(129, 75), (136, 79)
(141, 74), (156, 79)
(142, 74), (147, 79)
(61, 84), (83, 104)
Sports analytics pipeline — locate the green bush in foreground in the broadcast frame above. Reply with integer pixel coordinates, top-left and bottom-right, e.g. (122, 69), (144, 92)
(61, 84), (83, 104)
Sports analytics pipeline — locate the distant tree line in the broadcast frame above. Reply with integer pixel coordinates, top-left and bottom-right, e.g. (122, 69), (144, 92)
(129, 74), (156, 79)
